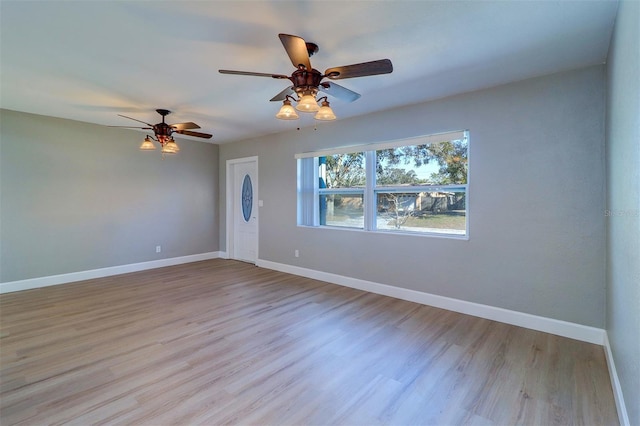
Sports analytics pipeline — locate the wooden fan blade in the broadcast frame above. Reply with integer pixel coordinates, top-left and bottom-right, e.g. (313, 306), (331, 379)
(108, 125), (153, 129)
(176, 130), (213, 139)
(324, 59), (393, 80)
(219, 69), (289, 79)
(278, 34), (312, 70)
(170, 122), (200, 130)
(270, 86), (295, 102)
(117, 114), (154, 126)
(319, 82), (361, 103)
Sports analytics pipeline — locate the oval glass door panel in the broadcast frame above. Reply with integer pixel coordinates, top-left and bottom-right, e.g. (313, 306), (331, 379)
(241, 174), (253, 222)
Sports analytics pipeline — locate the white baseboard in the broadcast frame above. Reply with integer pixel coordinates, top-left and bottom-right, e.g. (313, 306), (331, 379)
(0, 252), (224, 294)
(256, 259), (606, 346)
(604, 333), (631, 426)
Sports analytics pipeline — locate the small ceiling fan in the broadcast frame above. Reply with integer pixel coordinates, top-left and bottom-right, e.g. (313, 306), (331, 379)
(219, 33), (393, 120)
(110, 109), (212, 154)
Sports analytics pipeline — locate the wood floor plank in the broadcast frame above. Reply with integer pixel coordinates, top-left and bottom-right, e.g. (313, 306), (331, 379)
(0, 259), (619, 425)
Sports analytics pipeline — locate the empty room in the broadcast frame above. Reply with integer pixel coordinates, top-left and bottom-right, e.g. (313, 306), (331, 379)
(1, 1), (638, 425)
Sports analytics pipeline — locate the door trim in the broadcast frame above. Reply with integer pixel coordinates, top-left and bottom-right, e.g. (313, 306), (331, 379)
(226, 156), (259, 263)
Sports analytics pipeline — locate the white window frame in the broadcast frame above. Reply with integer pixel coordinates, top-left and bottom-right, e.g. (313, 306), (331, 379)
(296, 130), (469, 239)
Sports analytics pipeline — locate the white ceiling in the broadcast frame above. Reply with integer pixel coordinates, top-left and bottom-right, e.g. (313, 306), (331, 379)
(0, 0), (618, 144)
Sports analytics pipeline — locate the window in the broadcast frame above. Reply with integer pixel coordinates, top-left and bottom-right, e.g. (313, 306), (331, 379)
(319, 152), (366, 228)
(297, 130), (468, 238)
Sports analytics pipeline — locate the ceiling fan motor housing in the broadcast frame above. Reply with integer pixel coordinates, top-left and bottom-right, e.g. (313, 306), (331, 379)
(153, 124), (173, 143)
(153, 109), (173, 143)
(291, 68), (323, 95)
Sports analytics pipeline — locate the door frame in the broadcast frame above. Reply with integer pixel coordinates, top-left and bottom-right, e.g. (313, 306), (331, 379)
(226, 156), (259, 262)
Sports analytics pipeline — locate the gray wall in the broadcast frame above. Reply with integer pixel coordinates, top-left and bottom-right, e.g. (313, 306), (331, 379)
(0, 110), (219, 282)
(220, 65), (606, 328)
(605, 0), (640, 424)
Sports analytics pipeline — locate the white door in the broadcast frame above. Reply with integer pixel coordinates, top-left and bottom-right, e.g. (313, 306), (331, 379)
(228, 157), (258, 263)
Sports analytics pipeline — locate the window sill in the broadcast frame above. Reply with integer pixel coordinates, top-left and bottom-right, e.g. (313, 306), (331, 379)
(297, 224), (469, 240)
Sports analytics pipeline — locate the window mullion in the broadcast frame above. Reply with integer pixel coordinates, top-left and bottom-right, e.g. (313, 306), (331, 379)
(365, 150), (376, 231)
(312, 157), (319, 226)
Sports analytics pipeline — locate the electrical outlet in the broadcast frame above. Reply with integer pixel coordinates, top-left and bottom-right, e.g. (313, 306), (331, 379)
(156, 245), (162, 253)
(295, 249), (299, 258)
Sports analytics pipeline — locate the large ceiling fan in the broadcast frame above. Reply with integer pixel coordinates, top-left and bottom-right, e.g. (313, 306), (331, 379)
(219, 33), (393, 120)
(111, 109), (212, 154)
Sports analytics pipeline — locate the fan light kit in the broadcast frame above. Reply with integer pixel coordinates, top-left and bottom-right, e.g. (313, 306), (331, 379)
(139, 135), (180, 154)
(275, 94), (335, 121)
(110, 109), (212, 155)
(219, 33), (393, 121)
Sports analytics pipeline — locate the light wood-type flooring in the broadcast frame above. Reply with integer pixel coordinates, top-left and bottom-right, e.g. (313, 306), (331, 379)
(1, 259), (618, 425)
